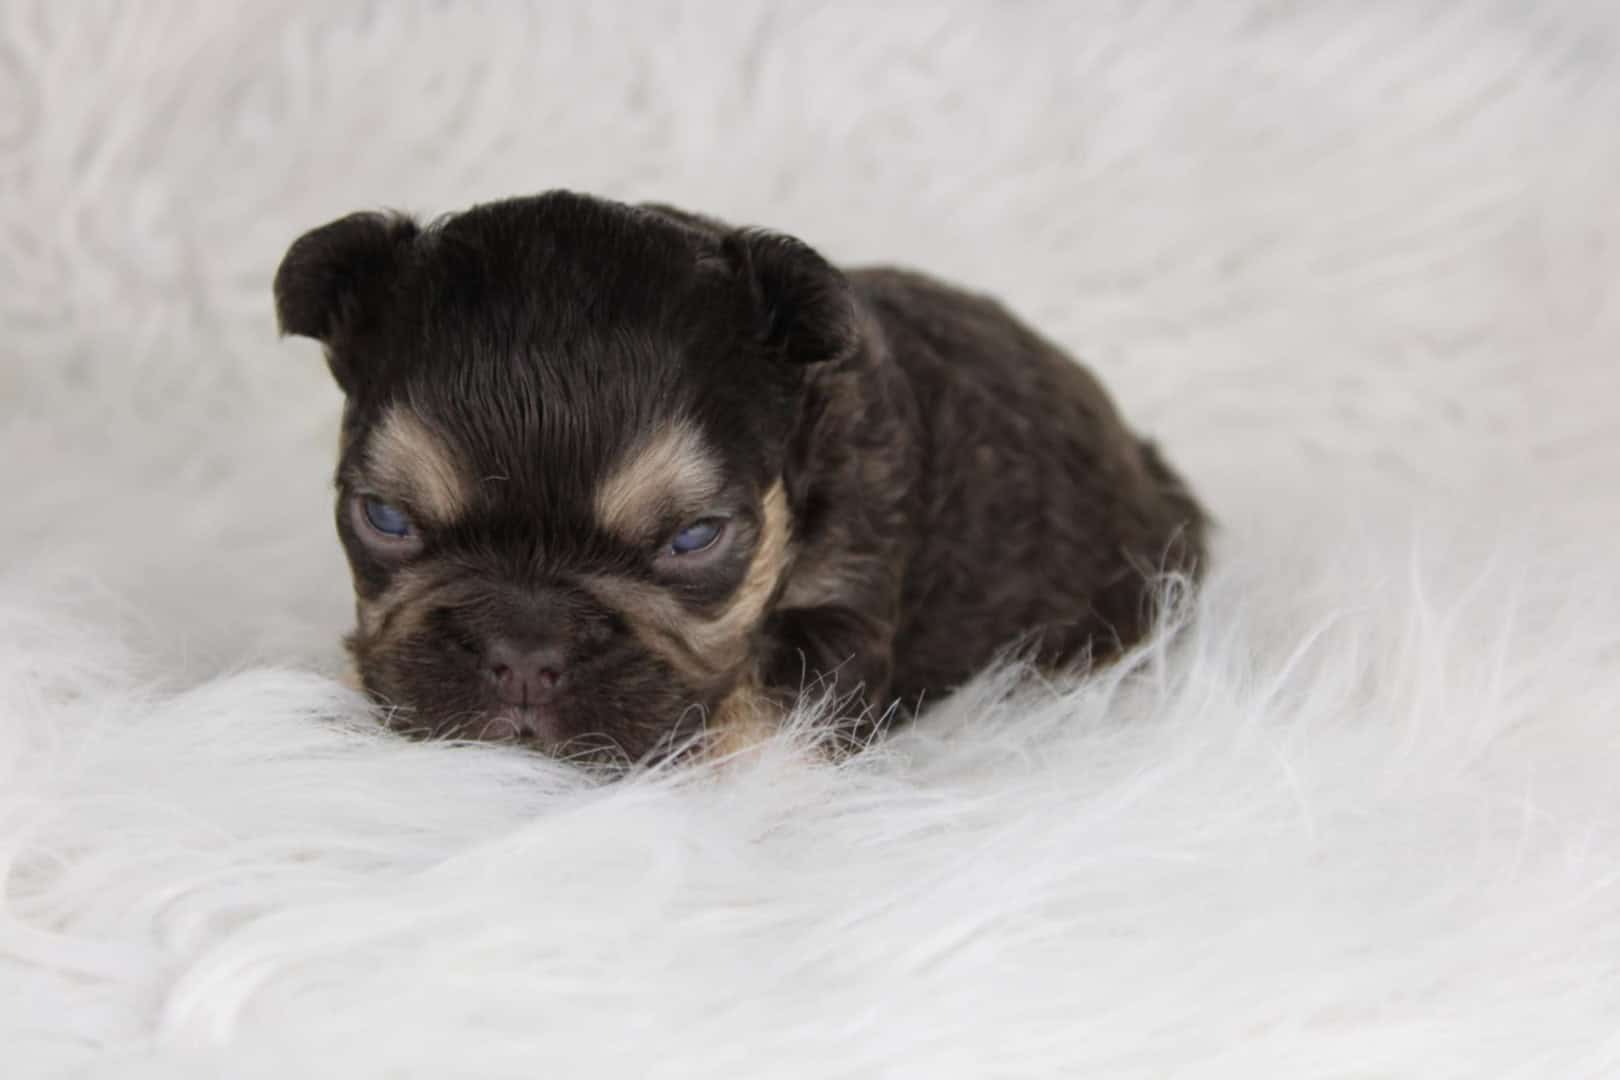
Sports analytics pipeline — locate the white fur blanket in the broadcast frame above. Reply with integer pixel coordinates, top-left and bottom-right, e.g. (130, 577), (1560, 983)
(3, 3), (1618, 1076)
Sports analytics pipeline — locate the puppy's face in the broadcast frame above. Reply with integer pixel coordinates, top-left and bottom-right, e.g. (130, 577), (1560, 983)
(274, 193), (855, 760)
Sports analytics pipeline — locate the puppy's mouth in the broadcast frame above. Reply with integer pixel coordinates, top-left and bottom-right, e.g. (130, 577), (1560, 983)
(477, 702), (562, 743)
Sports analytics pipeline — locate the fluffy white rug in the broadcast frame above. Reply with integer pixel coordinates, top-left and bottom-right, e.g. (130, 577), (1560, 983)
(4, 2), (1619, 1075)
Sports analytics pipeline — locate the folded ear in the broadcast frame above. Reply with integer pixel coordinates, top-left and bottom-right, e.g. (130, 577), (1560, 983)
(727, 229), (859, 366)
(273, 211), (418, 390)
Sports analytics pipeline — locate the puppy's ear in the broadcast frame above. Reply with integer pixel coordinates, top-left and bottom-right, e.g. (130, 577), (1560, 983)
(728, 229), (859, 366)
(273, 211), (418, 390)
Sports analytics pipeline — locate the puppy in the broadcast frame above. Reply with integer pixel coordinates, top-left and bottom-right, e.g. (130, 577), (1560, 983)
(273, 191), (1206, 761)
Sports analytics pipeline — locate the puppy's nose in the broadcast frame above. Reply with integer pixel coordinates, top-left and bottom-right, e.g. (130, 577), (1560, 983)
(483, 639), (567, 705)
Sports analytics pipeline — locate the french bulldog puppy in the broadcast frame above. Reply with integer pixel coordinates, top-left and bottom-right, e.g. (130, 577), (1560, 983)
(274, 191), (1205, 761)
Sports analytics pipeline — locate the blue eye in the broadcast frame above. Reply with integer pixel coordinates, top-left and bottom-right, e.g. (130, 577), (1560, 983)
(669, 518), (724, 556)
(362, 496), (413, 539)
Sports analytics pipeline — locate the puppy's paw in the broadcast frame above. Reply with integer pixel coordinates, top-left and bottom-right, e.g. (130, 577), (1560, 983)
(705, 681), (787, 761)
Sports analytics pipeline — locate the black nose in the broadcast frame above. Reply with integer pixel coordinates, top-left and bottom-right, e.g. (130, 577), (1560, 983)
(483, 639), (567, 705)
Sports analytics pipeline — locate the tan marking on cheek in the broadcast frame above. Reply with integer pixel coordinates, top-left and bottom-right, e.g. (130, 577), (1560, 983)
(700, 481), (792, 653)
(593, 419), (723, 539)
(367, 406), (470, 523)
(585, 580), (718, 686)
(353, 568), (444, 655)
(585, 481), (795, 688)
(357, 600), (379, 638)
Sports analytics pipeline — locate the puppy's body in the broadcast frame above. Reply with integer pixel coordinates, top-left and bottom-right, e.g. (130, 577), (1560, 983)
(274, 191), (1205, 760)
(809, 269), (1203, 714)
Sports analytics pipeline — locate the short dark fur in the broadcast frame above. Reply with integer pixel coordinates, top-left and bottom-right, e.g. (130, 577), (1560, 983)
(274, 190), (1206, 760)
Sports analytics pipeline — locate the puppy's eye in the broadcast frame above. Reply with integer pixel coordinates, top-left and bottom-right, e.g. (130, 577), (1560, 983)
(361, 496), (414, 540)
(668, 518), (725, 556)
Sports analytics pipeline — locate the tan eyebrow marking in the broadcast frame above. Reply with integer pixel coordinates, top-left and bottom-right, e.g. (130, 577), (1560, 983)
(366, 406), (471, 523)
(593, 419), (724, 539)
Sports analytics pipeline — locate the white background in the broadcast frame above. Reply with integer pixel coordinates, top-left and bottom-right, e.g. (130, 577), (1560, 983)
(2, 3), (1618, 1075)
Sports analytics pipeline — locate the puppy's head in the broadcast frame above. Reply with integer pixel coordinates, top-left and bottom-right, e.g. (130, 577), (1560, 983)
(274, 192), (856, 759)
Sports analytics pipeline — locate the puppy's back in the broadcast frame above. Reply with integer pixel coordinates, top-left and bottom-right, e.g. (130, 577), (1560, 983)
(847, 268), (1206, 702)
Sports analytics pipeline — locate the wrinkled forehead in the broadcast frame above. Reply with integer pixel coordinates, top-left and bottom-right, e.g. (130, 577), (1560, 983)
(349, 392), (730, 539)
